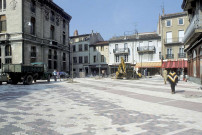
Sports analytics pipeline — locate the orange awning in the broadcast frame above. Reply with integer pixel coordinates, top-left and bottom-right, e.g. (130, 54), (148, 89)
(136, 62), (162, 68)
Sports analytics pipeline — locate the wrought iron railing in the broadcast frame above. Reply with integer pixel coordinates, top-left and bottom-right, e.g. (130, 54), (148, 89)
(137, 46), (155, 52)
(113, 48), (129, 54)
(166, 54), (174, 59)
(178, 53), (186, 58)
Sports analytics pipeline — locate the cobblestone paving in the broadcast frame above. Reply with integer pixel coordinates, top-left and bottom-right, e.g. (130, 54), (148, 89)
(0, 76), (202, 135)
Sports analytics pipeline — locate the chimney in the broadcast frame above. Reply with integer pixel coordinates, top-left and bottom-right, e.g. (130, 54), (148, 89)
(74, 30), (78, 36)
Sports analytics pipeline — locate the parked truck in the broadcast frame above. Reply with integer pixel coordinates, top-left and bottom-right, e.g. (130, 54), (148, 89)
(0, 62), (52, 85)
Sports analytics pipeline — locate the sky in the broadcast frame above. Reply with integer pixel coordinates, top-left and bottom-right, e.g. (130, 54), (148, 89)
(54, 0), (184, 40)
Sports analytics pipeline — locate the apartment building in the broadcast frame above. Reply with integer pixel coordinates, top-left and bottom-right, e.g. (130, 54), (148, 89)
(89, 41), (109, 76)
(159, 12), (189, 76)
(182, 0), (202, 84)
(70, 30), (104, 77)
(109, 32), (161, 75)
(0, 0), (71, 72)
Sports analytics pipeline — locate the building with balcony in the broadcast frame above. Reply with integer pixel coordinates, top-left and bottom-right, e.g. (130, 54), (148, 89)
(89, 41), (109, 76)
(70, 30), (104, 77)
(182, 0), (202, 84)
(109, 32), (161, 75)
(159, 12), (189, 76)
(0, 0), (71, 73)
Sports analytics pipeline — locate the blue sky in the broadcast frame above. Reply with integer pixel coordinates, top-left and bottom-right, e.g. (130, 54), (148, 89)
(55, 0), (184, 40)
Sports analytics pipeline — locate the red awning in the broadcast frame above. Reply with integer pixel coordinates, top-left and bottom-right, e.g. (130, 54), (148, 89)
(162, 60), (187, 68)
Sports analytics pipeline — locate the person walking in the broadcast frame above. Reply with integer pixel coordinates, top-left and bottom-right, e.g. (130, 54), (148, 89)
(57, 71), (61, 81)
(167, 70), (178, 94)
(53, 70), (57, 81)
(163, 69), (168, 84)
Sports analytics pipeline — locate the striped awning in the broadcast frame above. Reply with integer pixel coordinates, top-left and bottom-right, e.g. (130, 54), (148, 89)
(162, 60), (187, 68)
(136, 62), (162, 68)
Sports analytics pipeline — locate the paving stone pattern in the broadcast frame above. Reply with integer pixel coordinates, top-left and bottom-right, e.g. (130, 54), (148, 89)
(0, 76), (202, 135)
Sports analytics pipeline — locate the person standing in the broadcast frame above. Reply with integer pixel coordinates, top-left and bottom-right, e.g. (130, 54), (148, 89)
(167, 70), (178, 94)
(53, 70), (57, 81)
(163, 69), (168, 84)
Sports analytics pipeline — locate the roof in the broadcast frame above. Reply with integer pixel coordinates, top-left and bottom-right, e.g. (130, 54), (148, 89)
(92, 41), (109, 46)
(161, 12), (187, 19)
(38, 0), (72, 21)
(109, 32), (161, 43)
(70, 34), (91, 39)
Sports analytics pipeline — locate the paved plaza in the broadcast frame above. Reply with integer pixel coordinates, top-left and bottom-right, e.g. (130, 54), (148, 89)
(0, 76), (202, 135)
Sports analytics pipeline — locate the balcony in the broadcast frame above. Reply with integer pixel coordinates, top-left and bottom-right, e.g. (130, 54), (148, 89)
(164, 38), (183, 44)
(166, 54), (174, 59)
(137, 46), (155, 53)
(113, 48), (129, 54)
(31, 52), (36, 57)
(178, 53), (186, 58)
(183, 14), (202, 44)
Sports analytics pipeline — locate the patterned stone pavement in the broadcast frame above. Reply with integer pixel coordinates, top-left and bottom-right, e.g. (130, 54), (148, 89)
(0, 76), (202, 135)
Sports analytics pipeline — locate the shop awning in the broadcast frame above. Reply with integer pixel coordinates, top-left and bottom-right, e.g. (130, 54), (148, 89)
(136, 62), (162, 68)
(162, 60), (187, 68)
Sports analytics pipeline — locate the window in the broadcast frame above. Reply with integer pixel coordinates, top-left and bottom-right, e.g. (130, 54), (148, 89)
(124, 55), (128, 62)
(0, 0), (6, 11)
(51, 11), (55, 22)
(166, 20), (171, 27)
(5, 58), (11, 64)
(31, 46), (36, 57)
(63, 20), (66, 29)
(79, 44), (82, 51)
(73, 57), (77, 64)
(93, 46), (96, 51)
(48, 49), (52, 59)
(30, 17), (35, 35)
(50, 25), (55, 40)
(167, 48), (172, 54)
(63, 53), (66, 61)
(159, 52), (162, 59)
(0, 15), (6, 32)
(178, 30), (184, 42)
(0, 47), (1, 56)
(115, 44), (118, 50)
(93, 55), (96, 63)
(54, 61), (57, 69)
(178, 18), (184, 25)
(79, 56), (83, 63)
(54, 50), (57, 59)
(84, 44), (88, 51)
(0, 58), (1, 69)
(63, 33), (66, 45)
(166, 32), (172, 43)
(30, 58), (36, 63)
(101, 55), (104, 62)
(79, 69), (82, 72)
(63, 62), (66, 71)
(116, 55), (119, 62)
(84, 56), (88, 63)
(124, 43), (128, 49)
(101, 46), (104, 51)
(5, 45), (11, 56)
(73, 45), (76, 52)
(30, 0), (36, 13)
(179, 47), (184, 54)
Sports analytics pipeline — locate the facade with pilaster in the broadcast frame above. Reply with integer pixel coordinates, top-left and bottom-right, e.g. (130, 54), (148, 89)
(0, 0), (71, 72)
(182, 0), (202, 84)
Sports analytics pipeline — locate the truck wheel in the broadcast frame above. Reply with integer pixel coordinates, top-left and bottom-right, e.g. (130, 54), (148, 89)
(25, 75), (33, 85)
(47, 75), (50, 82)
(11, 80), (18, 85)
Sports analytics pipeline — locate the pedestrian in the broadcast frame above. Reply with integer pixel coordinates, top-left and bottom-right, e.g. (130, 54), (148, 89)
(167, 70), (178, 94)
(53, 70), (57, 81)
(163, 69), (168, 84)
(57, 71), (61, 81)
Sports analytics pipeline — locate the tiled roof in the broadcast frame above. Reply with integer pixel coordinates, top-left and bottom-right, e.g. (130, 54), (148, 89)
(161, 12), (187, 19)
(109, 32), (160, 42)
(70, 34), (91, 39)
(90, 41), (109, 46)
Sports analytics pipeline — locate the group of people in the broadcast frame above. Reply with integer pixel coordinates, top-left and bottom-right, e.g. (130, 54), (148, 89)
(52, 70), (61, 82)
(163, 69), (178, 94)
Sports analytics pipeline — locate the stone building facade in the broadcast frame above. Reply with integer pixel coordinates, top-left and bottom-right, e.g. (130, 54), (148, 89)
(0, 0), (71, 72)
(109, 32), (161, 76)
(89, 41), (109, 76)
(70, 30), (104, 77)
(159, 12), (189, 76)
(182, 0), (202, 84)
